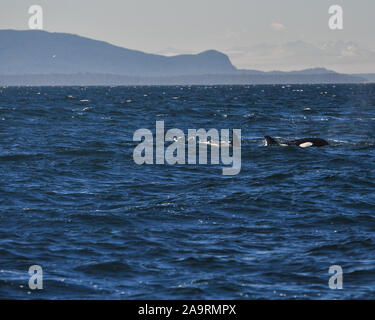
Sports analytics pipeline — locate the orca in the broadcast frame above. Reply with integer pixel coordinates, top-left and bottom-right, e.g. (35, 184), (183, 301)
(265, 136), (328, 147)
(173, 136), (233, 147)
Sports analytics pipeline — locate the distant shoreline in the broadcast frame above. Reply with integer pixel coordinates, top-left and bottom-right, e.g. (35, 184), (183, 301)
(1, 30), (374, 86)
(0, 73), (371, 86)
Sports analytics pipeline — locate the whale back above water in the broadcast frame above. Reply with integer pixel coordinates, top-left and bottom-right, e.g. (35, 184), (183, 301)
(265, 136), (329, 147)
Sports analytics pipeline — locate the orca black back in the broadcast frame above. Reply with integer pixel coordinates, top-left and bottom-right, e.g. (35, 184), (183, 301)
(264, 136), (279, 146)
(264, 136), (328, 147)
(286, 138), (329, 147)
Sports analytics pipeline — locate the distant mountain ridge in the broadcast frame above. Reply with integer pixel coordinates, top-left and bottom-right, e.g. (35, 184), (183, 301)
(0, 30), (372, 85)
(228, 40), (375, 74)
(0, 30), (236, 76)
(237, 67), (337, 76)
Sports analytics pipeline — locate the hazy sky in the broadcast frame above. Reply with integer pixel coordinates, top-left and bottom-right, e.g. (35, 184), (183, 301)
(1, 0), (374, 72)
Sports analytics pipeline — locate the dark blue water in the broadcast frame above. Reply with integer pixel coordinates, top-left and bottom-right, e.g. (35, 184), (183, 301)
(0, 84), (374, 299)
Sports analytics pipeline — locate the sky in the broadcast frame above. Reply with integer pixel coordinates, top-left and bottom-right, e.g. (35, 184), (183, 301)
(1, 0), (374, 73)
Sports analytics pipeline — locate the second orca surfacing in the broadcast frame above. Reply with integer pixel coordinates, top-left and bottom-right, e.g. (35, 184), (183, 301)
(265, 136), (329, 147)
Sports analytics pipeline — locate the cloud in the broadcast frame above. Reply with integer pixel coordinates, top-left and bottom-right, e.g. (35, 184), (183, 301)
(156, 47), (195, 56)
(224, 29), (241, 41)
(270, 23), (286, 31)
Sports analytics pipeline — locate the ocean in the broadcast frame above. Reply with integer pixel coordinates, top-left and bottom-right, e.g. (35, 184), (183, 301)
(0, 84), (374, 299)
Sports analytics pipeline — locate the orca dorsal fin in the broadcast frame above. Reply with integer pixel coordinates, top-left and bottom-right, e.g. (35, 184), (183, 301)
(264, 136), (279, 146)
